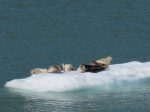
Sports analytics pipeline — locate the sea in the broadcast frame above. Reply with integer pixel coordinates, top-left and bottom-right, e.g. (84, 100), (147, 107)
(0, 0), (150, 112)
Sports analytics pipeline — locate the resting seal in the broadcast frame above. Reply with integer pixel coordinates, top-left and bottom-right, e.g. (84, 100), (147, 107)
(30, 68), (48, 75)
(48, 65), (62, 73)
(62, 64), (76, 72)
(96, 56), (112, 65)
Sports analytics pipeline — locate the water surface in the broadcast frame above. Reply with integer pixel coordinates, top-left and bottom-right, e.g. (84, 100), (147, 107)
(0, 0), (150, 112)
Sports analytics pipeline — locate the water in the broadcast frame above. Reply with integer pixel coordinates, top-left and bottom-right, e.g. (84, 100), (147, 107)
(0, 0), (150, 112)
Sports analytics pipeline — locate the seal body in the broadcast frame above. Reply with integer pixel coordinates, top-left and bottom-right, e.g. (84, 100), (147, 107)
(62, 64), (76, 72)
(48, 65), (62, 73)
(30, 68), (48, 75)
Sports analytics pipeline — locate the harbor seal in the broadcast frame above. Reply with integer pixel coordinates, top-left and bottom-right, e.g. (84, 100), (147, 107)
(30, 68), (48, 75)
(62, 64), (76, 72)
(48, 65), (62, 73)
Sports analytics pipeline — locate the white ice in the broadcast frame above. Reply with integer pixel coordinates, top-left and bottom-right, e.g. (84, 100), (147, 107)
(5, 61), (150, 92)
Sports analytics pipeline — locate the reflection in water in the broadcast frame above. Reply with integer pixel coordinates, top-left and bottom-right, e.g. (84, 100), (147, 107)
(4, 81), (150, 112)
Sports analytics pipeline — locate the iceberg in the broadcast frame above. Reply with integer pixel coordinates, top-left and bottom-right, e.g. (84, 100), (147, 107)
(5, 61), (150, 92)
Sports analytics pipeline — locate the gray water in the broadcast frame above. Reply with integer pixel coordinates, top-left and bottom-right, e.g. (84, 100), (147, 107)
(0, 0), (150, 112)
